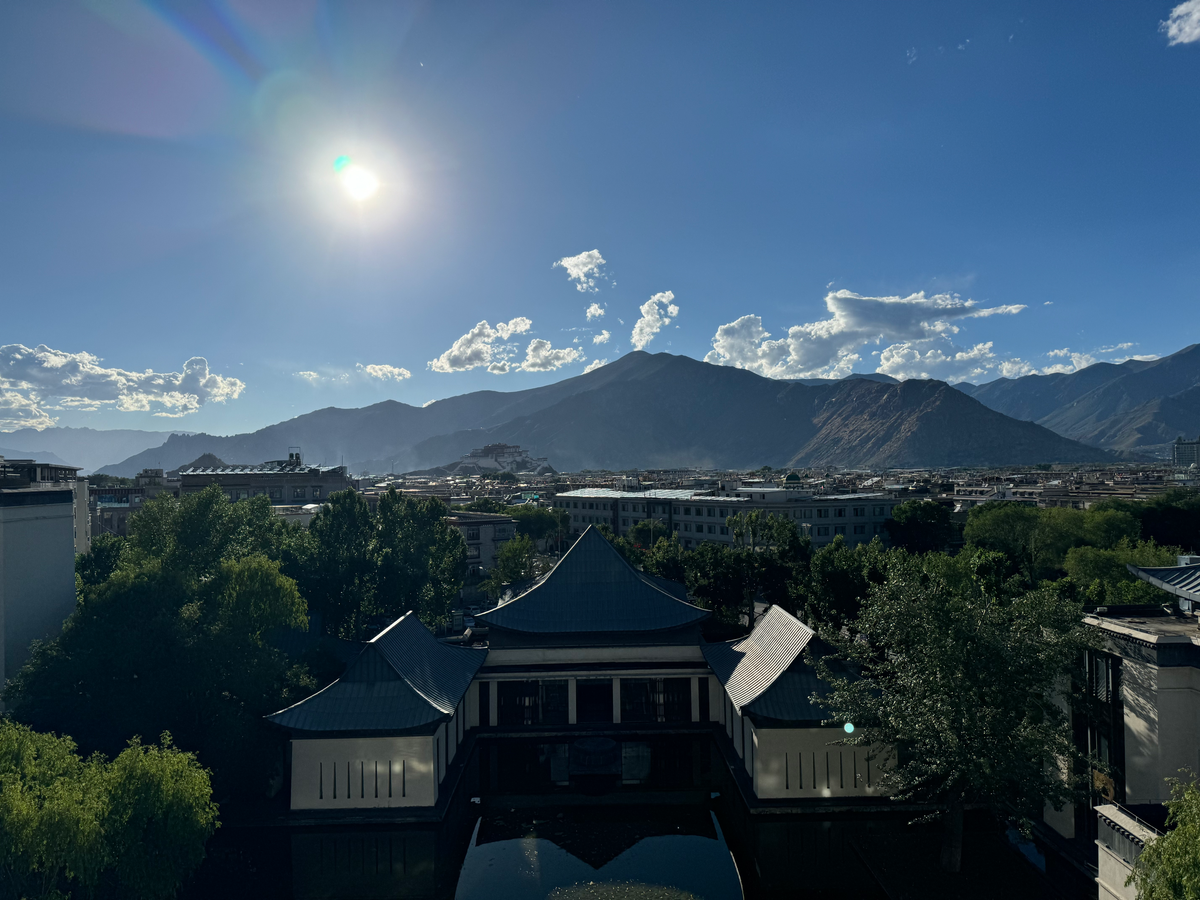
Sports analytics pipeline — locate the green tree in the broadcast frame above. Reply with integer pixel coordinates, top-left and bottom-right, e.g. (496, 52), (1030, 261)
(76, 533), (128, 590)
(4, 486), (314, 801)
(798, 537), (892, 631)
(1096, 490), (1200, 554)
(0, 721), (217, 900)
(1064, 538), (1183, 606)
(304, 490), (376, 637)
(462, 497), (507, 513)
(884, 499), (956, 554)
(508, 505), (569, 551)
(482, 533), (541, 599)
(727, 511), (812, 623)
(627, 517), (671, 549)
(815, 554), (1096, 872)
(642, 534), (687, 585)
(1130, 774), (1200, 900)
(99, 735), (220, 900)
(374, 492), (466, 629)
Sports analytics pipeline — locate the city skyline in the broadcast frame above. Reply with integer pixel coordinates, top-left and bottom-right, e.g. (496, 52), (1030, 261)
(2, 1), (1199, 435)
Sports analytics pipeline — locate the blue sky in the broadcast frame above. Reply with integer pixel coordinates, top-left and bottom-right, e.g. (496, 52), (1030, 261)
(1, 1), (1198, 435)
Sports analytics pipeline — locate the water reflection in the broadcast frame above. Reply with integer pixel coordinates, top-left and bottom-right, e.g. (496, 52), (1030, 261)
(456, 807), (742, 900)
(184, 736), (898, 900)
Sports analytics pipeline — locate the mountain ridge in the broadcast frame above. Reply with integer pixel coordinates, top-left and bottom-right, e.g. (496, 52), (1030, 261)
(81, 351), (1113, 475)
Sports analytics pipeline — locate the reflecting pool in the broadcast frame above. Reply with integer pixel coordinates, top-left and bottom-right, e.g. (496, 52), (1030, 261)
(184, 735), (1073, 900)
(455, 807), (742, 900)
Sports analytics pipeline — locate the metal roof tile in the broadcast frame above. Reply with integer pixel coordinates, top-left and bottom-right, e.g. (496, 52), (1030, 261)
(475, 526), (708, 634)
(1129, 563), (1200, 602)
(266, 612), (486, 734)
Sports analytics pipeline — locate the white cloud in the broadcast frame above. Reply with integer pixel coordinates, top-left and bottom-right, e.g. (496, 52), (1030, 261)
(0, 344), (244, 428)
(583, 358), (608, 374)
(554, 250), (606, 293)
(877, 341), (998, 381)
(518, 339), (584, 372)
(586, 302), (605, 320)
(631, 291), (679, 351)
(907, 47), (918, 64)
(357, 363), (411, 381)
(427, 318), (533, 373)
(295, 371), (320, 383)
(705, 290), (1026, 382)
(1163, 1), (1200, 44)
(593, 330), (611, 345)
(999, 359), (1037, 378)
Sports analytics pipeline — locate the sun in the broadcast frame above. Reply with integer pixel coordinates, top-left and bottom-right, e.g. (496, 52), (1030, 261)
(334, 155), (379, 201)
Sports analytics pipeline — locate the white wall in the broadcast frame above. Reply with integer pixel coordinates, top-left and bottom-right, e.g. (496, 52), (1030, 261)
(752, 727), (886, 799)
(291, 736), (437, 809)
(0, 499), (77, 682)
(1122, 659), (1200, 804)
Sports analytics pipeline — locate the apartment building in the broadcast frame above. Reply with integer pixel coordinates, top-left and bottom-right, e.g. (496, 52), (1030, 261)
(552, 483), (899, 550)
(180, 452), (353, 506)
(443, 510), (516, 574)
(0, 457), (83, 684)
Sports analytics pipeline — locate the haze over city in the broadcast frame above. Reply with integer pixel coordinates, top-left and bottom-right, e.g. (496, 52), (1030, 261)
(2, 1), (1199, 436)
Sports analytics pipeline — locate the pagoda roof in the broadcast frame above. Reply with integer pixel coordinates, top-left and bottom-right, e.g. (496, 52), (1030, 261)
(266, 612), (486, 734)
(475, 525), (708, 634)
(1128, 562), (1200, 603)
(703, 606), (832, 723)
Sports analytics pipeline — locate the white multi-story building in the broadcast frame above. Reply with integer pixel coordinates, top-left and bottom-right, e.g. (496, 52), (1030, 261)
(551, 481), (900, 550)
(0, 457), (83, 685)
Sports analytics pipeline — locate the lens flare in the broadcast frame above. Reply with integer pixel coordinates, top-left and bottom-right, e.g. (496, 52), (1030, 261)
(844, 723), (855, 734)
(334, 155), (379, 201)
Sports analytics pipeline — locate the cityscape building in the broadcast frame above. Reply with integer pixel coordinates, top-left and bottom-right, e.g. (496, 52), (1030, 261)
(0, 457), (83, 685)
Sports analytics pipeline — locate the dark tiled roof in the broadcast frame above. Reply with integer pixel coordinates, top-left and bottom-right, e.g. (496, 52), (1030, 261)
(266, 612), (487, 734)
(475, 526), (708, 634)
(1129, 563), (1200, 602)
(703, 606), (830, 723)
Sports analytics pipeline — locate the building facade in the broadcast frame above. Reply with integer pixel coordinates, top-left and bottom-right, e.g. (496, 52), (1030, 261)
(0, 458), (82, 684)
(1172, 436), (1200, 467)
(180, 453), (353, 506)
(268, 526), (882, 811)
(552, 486), (900, 550)
(443, 511), (515, 574)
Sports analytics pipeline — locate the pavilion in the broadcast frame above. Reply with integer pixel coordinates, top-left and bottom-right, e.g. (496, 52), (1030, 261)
(268, 526), (881, 810)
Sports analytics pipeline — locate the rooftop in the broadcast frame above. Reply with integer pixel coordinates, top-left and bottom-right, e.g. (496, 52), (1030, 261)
(702, 606), (834, 723)
(266, 612), (487, 734)
(476, 526), (708, 634)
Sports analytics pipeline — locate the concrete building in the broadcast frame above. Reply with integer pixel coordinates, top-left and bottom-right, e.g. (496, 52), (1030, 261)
(704, 605), (886, 798)
(443, 511), (515, 575)
(552, 485), (899, 550)
(180, 452), (353, 506)
(268, 526), (880, 812)
(1172, 436), (1200, 468)
(0, 457), (82, 684)
(1038, 559), (1200, 888)
(90, 468), (175, 539)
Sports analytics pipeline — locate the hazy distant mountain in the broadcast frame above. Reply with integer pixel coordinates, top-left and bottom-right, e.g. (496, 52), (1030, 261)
(0, 446), (71, 467)
(0, 427), (186, 474)
(96, 352), (1109, 476)
(956, 344), (1200, 455)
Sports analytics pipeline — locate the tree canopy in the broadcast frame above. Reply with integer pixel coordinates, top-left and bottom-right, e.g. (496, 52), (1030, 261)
(1130, 775), (1200, 900)
(815, 551), (1096, 872)
(0, 720), (217, 900)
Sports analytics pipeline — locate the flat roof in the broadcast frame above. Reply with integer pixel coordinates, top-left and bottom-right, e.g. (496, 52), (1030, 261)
(1085, 612), (1200, 645)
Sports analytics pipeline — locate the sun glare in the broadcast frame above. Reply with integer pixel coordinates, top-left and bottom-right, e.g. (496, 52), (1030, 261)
(335, 156), (379, 201)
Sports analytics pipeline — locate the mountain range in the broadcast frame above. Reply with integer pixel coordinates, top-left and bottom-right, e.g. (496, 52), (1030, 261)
(954, 343), (1200, 456)
(0, 427), (187, 474)
(85, 352), (1108, 475)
